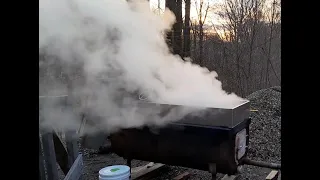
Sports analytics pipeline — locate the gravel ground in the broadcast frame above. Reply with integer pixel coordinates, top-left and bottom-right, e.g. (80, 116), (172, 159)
(59, 86), (281, 180)
(80, 150), (220, 180)
(237, 86), (281, 180)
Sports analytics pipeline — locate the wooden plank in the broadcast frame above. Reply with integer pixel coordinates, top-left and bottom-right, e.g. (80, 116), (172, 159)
(131, 162), (155, 174)
(221, 175), (238, 180)
(64, 154), (84, 180)
(131, 163), (165, 180)
(41, 131), (59, 180)
(266, 170), (279, 180)
(52, 131), (69, 175)
(65, 130), (79, 169)
(173, 172), (191, 180)
(39, 137), (46, 180)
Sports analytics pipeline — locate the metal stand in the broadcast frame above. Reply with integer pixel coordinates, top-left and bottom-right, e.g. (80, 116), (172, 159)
(127, 159), (132, 173)
(209, 163), (217, 180)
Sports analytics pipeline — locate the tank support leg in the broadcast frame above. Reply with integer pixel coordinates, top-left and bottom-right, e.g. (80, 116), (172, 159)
(209, 163), (217, 180)
(127, 158), (132, 173)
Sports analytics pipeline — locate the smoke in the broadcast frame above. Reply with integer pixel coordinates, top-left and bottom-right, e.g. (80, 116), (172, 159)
(39, 0), (245, 135)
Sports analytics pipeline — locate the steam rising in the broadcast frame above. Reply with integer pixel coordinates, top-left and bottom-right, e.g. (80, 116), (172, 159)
(39, 0), (244, 134)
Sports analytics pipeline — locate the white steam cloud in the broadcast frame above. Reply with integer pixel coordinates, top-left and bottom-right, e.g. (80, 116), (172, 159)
(39, 0), (244, 134)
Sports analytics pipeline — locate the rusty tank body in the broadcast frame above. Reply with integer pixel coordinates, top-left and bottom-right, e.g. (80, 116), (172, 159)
(109, 100), (251, 175)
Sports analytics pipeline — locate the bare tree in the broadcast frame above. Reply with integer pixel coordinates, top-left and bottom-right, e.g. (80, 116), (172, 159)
(150, 0), (164, 15)
(161, 0), (281, 96)
(199, 0), (280, 95)
(261, 0), (281, 87)
(194, 0), (210, 65)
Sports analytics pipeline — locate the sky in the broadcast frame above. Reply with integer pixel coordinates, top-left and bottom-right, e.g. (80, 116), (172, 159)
(149, 0), (223, 22)
(149, 0), (226, 36)
(148, 0), (229, 35)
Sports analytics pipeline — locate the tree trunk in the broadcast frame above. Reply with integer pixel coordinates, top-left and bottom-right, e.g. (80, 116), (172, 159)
(193, 27), (197, 61)
(173, 0), (183, 57)
(183, 0), (191, 58)
(165, 0), (176, 52)
(199, 22), (203, 65)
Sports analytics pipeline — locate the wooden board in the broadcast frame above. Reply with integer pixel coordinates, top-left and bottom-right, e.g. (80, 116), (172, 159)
(173, 172), (191, 180)
(64, 154), (84, 180)
(131, 162), (165, 180)
(52, 131), (69, 175)
(65, 130), (79, 169)
(266, 170), (279, 180)
(221, 175), (238, 180)
(41, 131), (59, 180)
(39, 137), (46, 180)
